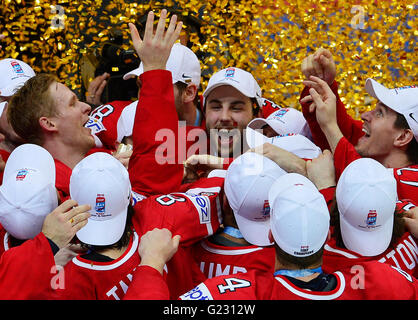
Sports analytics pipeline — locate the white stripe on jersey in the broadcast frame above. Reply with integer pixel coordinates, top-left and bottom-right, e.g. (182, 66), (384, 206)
(200, 240), (264, 256)
(72, 232), (139, 271)
(274, 271), (345, 300)
(324, 244), (359, 259)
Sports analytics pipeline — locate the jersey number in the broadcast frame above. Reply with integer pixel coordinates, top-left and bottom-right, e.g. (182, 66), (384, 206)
(217, 278), (251, 294)
(155, 194), (186, 206)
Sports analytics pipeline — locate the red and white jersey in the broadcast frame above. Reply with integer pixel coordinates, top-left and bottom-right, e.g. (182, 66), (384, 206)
(191, 238), (276, 279)
(179, 261), (418, 300)
(323, 233), (418, 278)
(86, 100), (135, 151)
(126, 261), (418, 300)
(132, 176), (224, 248)
(54, 231), (141, 300)
(0, 225), (56, 299)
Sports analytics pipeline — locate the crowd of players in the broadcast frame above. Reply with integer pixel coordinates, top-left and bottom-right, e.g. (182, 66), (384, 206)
(0, 9), (417, 300)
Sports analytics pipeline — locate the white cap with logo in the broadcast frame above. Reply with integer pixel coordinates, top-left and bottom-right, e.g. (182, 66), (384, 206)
(0, 144), (58, 240)
(123, 43), (201, 87)
(70, 152), (132, 246)
(336, 158), (397, 256)
(224, 152), (287, 246)
(0, 58), (36, 98)
(203, 67), (263, 107)
(365, 78), (418, 142)
(248, 107), (312, 140)
(268, 173), (330, 257)
(246, 128), (321, 160)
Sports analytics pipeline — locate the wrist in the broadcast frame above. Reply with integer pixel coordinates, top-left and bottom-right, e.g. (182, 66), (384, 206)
(139, 256), (166, 275)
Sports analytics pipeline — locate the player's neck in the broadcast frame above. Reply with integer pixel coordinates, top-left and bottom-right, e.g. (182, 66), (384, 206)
(97, 244), (129, 260)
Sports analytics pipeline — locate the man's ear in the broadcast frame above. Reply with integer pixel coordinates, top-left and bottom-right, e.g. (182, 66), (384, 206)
(39, 116), (58, 133)
(183, 83), (198, 104)
(394, 128), (414, 148)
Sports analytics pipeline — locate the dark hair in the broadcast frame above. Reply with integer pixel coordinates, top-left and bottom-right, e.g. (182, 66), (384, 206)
(274, 244), (324, 270)
(81, 203), (134, 251)
(393, 112), (418, 164)
(329, 197), (406, 250)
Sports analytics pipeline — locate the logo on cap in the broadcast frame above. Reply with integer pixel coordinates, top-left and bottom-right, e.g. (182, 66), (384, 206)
(225, 68), (236, 78)
(262, 200), (270, 217)
(11, 61), (24, 74)
(272, 108), (289, 119)
(366, 210), (377, 227)
(16, 169), (28, 181)
(95, 194), (106, 215)
(300, 245), (309, 253)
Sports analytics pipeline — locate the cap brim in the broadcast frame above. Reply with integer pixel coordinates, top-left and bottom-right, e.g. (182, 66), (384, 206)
(365, 78), (402, 113)
(248, 118), (269, 130)
(76, 206), (127, 246)
(340, 213), (393, 257)
(234, 211), (273, 246)
(123, 66), (142, 80)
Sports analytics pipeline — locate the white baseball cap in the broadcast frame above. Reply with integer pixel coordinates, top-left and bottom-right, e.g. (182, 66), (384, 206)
(203, 67), (263, 107)
(123, 43), (201, 87)
(0, 144), (58, 240)
(365, 78), (418, 142)
(70, 152), (132, 246)
(0, 58), (36, 97)
(336, 158), (397, 257)
(269, 173), (330, 257)
(224, 152), (287, 246)
(246, 128), (321, 159)
(248, 108), (312, 139)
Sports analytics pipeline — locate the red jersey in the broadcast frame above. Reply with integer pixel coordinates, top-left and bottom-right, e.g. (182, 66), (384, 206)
(190, 238), (276, 279)
(55, 232), (141, 300)
(0, 149), (10, 185)
(324, 232), (418, 278)
(0, 225), (56, 299)
(126, 261), (418, 300)
(87, 100), (135, 151)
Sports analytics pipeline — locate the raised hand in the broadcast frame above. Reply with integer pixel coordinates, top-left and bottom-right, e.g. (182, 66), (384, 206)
(301, 48), (336, 86)
(300, 76), (342, 152)
(128, 9), (183, 72)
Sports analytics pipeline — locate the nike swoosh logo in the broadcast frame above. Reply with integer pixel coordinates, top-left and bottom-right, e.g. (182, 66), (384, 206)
(182, 73), (192, 78)
(410, 112), (418, 124)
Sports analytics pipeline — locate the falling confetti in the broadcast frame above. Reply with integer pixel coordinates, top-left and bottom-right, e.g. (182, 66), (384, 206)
(0, 0), (416, 119)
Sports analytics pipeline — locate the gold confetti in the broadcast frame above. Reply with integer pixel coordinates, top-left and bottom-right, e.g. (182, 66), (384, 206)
(0, 1), (416, 114)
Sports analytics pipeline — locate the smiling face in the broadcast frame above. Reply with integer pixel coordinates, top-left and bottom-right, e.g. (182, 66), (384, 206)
(47, 82), (94, 154)
(205, 85), (257, 158)
(355, 102), (405, 162)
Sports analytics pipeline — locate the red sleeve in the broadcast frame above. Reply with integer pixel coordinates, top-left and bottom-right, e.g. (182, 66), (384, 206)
(87, 100), (133, 151)
(128, 70), (183, 197)
(333, 137), (362, 180)
(391, 165), (418, 205)
(124, 265), (170, 300)
(0, 149), (10, 185)
(0, 233), (56, 299)
(319, 186), (336, 213)
(132, 177), (224, 247)
(300, 81), (364, 150)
